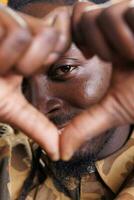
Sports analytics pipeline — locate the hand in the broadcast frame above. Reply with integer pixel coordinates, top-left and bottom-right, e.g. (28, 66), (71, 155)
(60, 0), (134, 160)
(0, 5), (71, 75)
(0, 5), (71, 160)
(60, 54), (134, 160)
(72, 0), (134, 63)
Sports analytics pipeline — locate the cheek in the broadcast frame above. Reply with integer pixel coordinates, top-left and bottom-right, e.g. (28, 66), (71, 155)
(56, 57), (112, 109)
(27, 75), (49, 107)
(83, 60), (112, 107)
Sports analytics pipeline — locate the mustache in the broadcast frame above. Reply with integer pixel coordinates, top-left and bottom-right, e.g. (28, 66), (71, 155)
(49, 112), (76, 126)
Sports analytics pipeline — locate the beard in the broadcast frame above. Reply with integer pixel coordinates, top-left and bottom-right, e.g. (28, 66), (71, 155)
(40, 112), (115, 197)
(44, 129), (113, 197)
(46, 112), (114, 181)
(48, 113), (114, 178)
(47, 130), (113, 178)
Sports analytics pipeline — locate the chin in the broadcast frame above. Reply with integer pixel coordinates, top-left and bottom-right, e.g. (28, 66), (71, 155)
(47, 138), (104, 179)
(46, 129), (114, 181)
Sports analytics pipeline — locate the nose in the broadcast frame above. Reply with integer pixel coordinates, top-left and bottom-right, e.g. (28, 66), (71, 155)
(45, 98), (63, 115)
(33, 93), (64, 116)
(30, 75), (64, 116)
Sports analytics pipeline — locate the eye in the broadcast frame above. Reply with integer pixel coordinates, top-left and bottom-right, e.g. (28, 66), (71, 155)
(55, 65), (76, 76)
(48, 62), (80, 81)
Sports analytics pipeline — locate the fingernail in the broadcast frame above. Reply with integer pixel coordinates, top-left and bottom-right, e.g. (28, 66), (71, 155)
(52, 156), (59, 161)
(51, 153), (60, 161)
(61, 152), (73, 161)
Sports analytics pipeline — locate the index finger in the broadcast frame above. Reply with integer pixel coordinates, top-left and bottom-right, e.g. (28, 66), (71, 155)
(0, 88), (60, 161)
(60, 100), (117, 161)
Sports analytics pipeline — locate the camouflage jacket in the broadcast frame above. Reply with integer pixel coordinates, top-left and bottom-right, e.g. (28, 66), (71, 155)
(0, 123), (134, 200)
(0, 0), (134, 198)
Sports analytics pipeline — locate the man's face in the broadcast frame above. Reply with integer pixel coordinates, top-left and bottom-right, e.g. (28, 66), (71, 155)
(25, 41), (112, 160)
(29, 44), (113, 162)
(21, 2), (127, 166)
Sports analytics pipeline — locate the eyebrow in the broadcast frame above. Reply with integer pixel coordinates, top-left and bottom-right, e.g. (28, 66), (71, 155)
(60, 57), (79, 61)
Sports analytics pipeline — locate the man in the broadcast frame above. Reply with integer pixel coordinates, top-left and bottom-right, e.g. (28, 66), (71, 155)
(0, 0), (134, 162)
(2, 0), (133, 199)
(0, 0), (132, 200)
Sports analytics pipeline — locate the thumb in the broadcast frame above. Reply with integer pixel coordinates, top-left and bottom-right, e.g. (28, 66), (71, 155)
(60, 97), (121, 161)
(1, 92), (59, 161)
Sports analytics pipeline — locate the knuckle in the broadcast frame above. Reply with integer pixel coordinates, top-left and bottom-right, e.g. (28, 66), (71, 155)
(41, 27), (57, 43)
(82, 11), (93, 24)
(98, 7), (116, 24)
(80, 12), (95, 32)
(58, 34), (67, 46)
(58, 34), (71, 52)
(12, 28), (32, 48)
(16, 63), (32, 77)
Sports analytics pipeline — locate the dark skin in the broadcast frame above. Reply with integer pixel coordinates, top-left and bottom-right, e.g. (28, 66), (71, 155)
(21, 1), (133, 162)
(61, 0), (134, 160)
(73, 0), (134, 63)
(20, 0), (131, 161)
(0, 4), (71, 160)
(0, 1), (134, 161)
(27, 41), (130, 161)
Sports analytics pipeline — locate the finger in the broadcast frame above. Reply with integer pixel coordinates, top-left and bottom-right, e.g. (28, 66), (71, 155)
(0, 6), (32, 74)
(17, 7), (71, 75)
(0, 90), (59, 161)
(0, 29), (32, 74)
(60, 95), (127, 161)
(18, 12), (45, 34)
(16, 27), (58, 76)
(80, 7), (113, 61)
(0, 5), (27, 29)
(50, 8), (71, 56)
(97, 1), (134, 61)
(72, 2), (94, 47)
(125, 6), (134, 32)
(0, 23), (5, 40)
(44, 7), (71, 65)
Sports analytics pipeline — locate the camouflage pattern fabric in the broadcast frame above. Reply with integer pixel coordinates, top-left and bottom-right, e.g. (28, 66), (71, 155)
(0, 123), (133, 200)
(0, 123), (32, 200)
(0, 1), (133, 199)
(26, 130), (134, 200)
